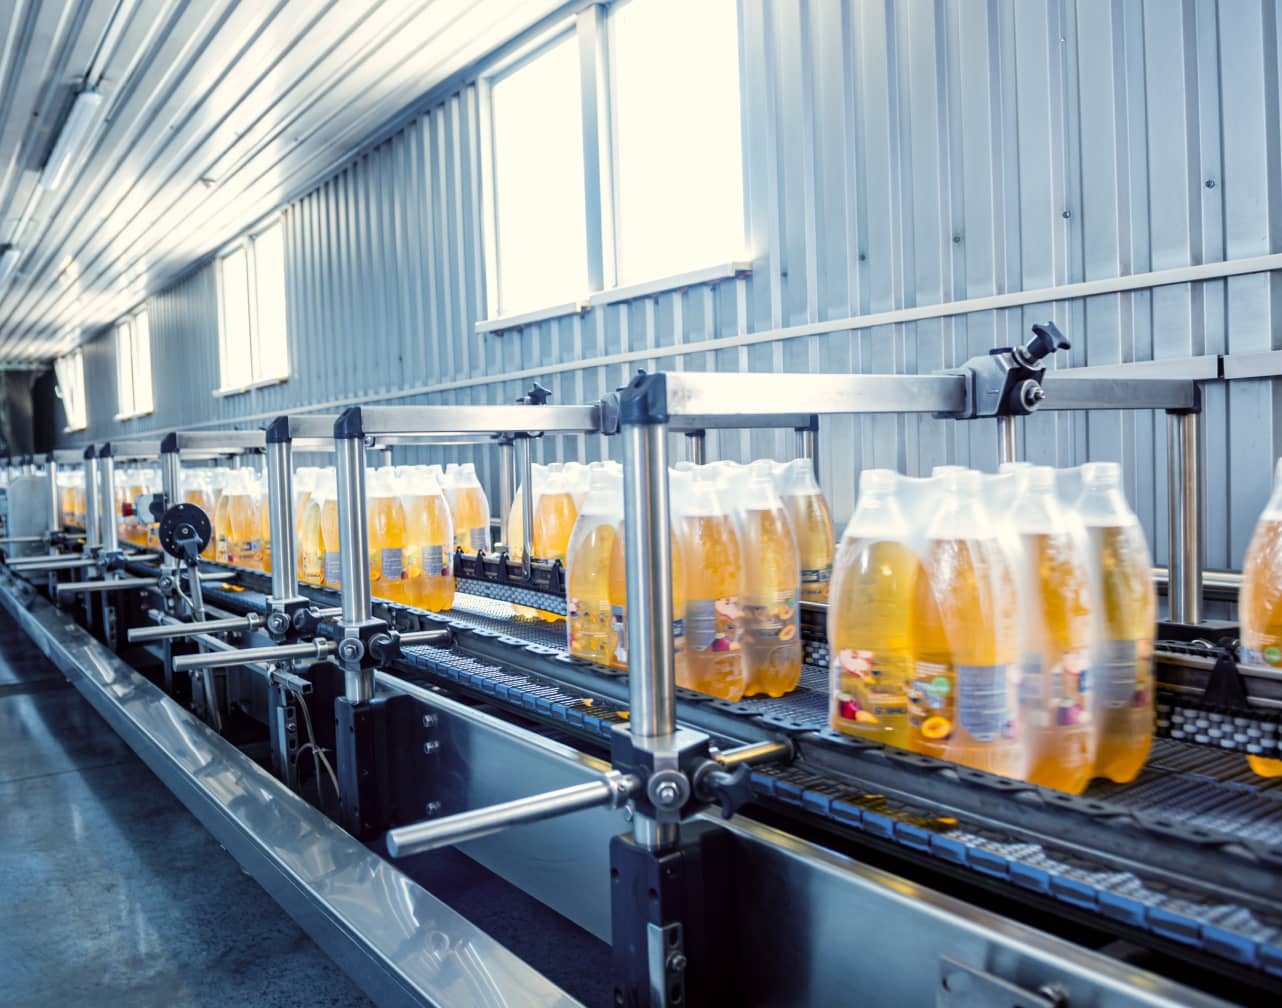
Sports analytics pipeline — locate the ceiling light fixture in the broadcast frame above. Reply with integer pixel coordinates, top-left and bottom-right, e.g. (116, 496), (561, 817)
(0, 246), (20, 285)
(39, 89), (104, 191)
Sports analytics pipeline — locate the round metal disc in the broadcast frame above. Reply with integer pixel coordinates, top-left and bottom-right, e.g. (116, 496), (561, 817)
(157, 502), (212, 559)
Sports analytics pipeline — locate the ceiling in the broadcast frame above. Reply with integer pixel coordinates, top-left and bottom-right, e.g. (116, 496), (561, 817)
(0, 0), (564, 365)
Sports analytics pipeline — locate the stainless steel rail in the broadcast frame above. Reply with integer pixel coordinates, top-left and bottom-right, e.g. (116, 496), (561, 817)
(171, 638), (336, 672)
(127, 612), (262, 643)
(55, 570), (235, 595)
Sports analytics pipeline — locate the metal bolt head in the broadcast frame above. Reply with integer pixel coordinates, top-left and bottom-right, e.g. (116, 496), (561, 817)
(423, 740), (440, 755)
(666, 953), (687, 973)
(422, 713), (437, 729)
(655, 781), (680, 806)
(425, 800), (442, 816)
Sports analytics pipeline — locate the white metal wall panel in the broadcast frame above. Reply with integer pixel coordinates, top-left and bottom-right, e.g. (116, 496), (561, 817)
(64, 0), (1282, 570)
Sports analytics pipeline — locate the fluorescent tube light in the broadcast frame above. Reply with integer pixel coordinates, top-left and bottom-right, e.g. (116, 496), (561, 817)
(0, 247), (19, 285)
(39, 89), (104, 191)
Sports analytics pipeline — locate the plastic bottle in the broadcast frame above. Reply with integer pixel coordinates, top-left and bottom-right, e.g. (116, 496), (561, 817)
(1010, 466), (1093, 793)
(533, 465), (578, 563)
(258, 474), (273, 573)
(293, 467), (317, 541)
(828, 469), (916, 748)
(1076, 462), (1155, 784)
(507, 463), (547, 560)
(368, 468), (407, 603)
(320, 472), (342, 590)
(780, 458), (836, 603)
(213, 472), (233, 563)
(297, 475), (326, 588)
(567, 468), (621, 666)
(1236, 457), (1282, 776)
(679, 468), (745, 701)
(738, 461), (802, 697)
(909, 468), (1021, 777)
(226, 471), (262, 568)
(402, 468), (455, 612)
(446, 462), (492, 554)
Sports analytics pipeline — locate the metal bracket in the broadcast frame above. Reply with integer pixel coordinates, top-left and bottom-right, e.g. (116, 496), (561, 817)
(938, 957), (1066, 1008)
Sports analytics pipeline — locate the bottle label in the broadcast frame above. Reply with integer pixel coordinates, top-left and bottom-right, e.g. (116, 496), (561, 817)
(686, 598), (742, 653)
(834, 648), (910, 729)
(1242, 633), (1282, 668)
(672, 617), (685, 657)
(300, 549), (324, 585)
(216, 534), (229, 563)
(742, 591), (799, 643)
(469, 527), (488, 552)
(422, 544), (447, 576)
(324, 551), (342, 585)
(801, 566), (832, 585)
(956, 663), (1015, 743)
(1093, 639), (1148, 709)
(611, 605), (628, 666)
(1020, 651), (1090, 727)
(381, 547), (404, 580)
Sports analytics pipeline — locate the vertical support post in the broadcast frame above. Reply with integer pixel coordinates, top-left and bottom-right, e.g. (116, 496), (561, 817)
(517, 436), (535, 576)
(98, 448), (119, 554)
(376, 448), (393, 469)
(621, 420), (677, 852)
(265, 437), (298, 604)
(795, 419), (819, 485)
(83, 451), (100, 552)
(498, 438), (515, 548)
(685, 431), (706, 466)
(334, 416), (374, 703)
(1167, 410), (1203, 625)
(45, 459), (59, 551)
(160, 448), (182, 573)
(996, 416), (1017, 467)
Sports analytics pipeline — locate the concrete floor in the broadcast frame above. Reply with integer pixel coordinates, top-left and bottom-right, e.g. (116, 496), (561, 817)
(0, 614), (375, 1008)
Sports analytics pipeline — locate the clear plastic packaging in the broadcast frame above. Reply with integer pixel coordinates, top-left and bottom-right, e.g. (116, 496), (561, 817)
(445, 462), (492, 554)
(779, 458), (836, 603)
(368, 468), (407, 603)
(567, 468), (623, 666)
(401, 467), (455, 612)
(533, 464), (578, 563)
(1235, 457), (1282, 776)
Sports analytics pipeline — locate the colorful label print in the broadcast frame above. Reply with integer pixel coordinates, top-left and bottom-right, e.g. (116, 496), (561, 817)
(232, 538), (260, 563)
(1020, 651), (1090, 728)
(1093, 639), (1150, 710)
(469, 527), (488, 552)
(610, 604), (628, 666)
(956, 664), (1015, 743)
(800, 566), (833, 601)
(1242, 637), (1282, 668)
(742, 591), (799, 644)
(300, 547), (324, 585)
(686, 597), (742, 653)
(421, 544), (447, 576)
(672, 616), (685, 657)
(323, 551), (342, 586)
(832, 648), (909, 729)
(380, 547), (404, 580)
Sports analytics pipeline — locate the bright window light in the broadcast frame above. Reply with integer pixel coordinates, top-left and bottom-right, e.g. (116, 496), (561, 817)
(609, 0), (745, 285)
(490, 34), (589, 316)
(53, 348), (87, 431)
(114, 310), (154, 418)
(218, 246), (253, 389)
(216, 220), (290, 394)
(252, 222), (289, 381)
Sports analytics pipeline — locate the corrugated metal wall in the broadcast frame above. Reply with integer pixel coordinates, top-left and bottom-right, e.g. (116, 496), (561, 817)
(67, 0), (1282, 570)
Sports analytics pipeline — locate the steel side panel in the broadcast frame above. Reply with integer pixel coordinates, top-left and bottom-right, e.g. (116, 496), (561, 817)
(0, 581), (581, 1008)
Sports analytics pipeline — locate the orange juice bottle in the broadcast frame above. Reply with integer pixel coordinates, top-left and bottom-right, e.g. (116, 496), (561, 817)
(780, 458), (836, 603)
(679, 469), (745, 701)
(1077, 462), (1155, 783)
(298, 489), (325, 588)
(402, 468), (455, 612)
(910, 468), (1021, 777)
(1237, 457), (1282, 776)
(739, 461), (802, 697)
(213, 473), (233, 563)
(368, 468), (407, 604)
(227, 471), (262, 568)
(567, 468), (621, 666)
(1012, 466), (1093, 793)
(446, 462), (492, 554)
(829, 469), (916, 748)
(533, 466), (578, 563)
(257, 474), (273, 573)
(318, 470), (342, 590)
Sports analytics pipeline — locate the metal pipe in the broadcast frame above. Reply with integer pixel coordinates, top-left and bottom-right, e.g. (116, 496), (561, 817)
(517, 437), (534, 576)
(621, 421), (677, 851)
(996, 416), (1017, 466)
(54, 570), (235, 595)
(312, 606), (342, 618)
(395, 628), (452, 648)
(159, 452), (182, 573)
(712, 739), (792, 770)
(84, 455), (100, 550)
(265, 440), (297, 602)
(98, 454), (119, 553)
(498, 440), (515, 547)
(334, 436), (371, 627)
(385, 772), (639, 858)
(45, 460), (59, 549)
(1167, 411), (1203, 625)
(0, 535), (53, 546)
(685, 430), (706, 465)
(143, 610), (273, 673)
(9, 555), (97, 572)
(127, 613), (261, 644)
(1152, 566), (1239, 591)
(172, 638), (335, 673)
(795, 426), (817, 483)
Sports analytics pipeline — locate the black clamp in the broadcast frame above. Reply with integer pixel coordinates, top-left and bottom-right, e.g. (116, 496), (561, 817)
(690, 762), (756, 819)
(612, 725), (713, 824)
(367, 628), (403, 667)
(333, 618), (391, 668)
(262, 596), (320, 641)
(517, 382), (551, 406)
(939, 321), (1070, 420)
(99, 550), (128, 574)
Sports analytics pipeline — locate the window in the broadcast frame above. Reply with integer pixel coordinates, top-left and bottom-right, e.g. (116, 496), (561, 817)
(114, 310), (153, 419)
(481, 1), (746, 323)
(216, 220), (289, 393)
(609, 0), (745, 284)
(489, 34), (589, 316)
(53, 349), (87, 432)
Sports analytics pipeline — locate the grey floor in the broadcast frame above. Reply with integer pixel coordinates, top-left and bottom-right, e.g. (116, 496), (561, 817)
(0, 614), (375, 1008)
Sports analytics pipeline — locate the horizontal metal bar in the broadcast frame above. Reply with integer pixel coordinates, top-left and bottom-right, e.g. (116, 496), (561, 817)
(368, 433), (505, 447)
(350, 404), (602, 437)
(55, 570), (235, 595)
(1046, 356), (1221, 382)
(386, 772), (639, 858)
(1151, 566), (1240, 591)
(171, 639), (335, 672)
(127, 613), (262, 643)
(475, 298), (588, 335)
(586, 260), (752, 309)
(661, 372), (967, 422)
(396, 629), (452, 648)
(1221, 349), (1282, 381)
(713, 740), (793, 770)
(167, 430), (265, 454)
(0, 535), (48, 545)
(107, 438), (164, 461)
(1038, 375), (1199, 412)
(8, 555), (97, 571)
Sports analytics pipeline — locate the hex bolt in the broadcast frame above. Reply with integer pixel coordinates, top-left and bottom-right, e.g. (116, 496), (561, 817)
(666, 953), (687, 973)
(421, 713), (437, 729)
(655, 781), (680, 806)
(425, 800), (442, 816)
(423, 740), (440, 755)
